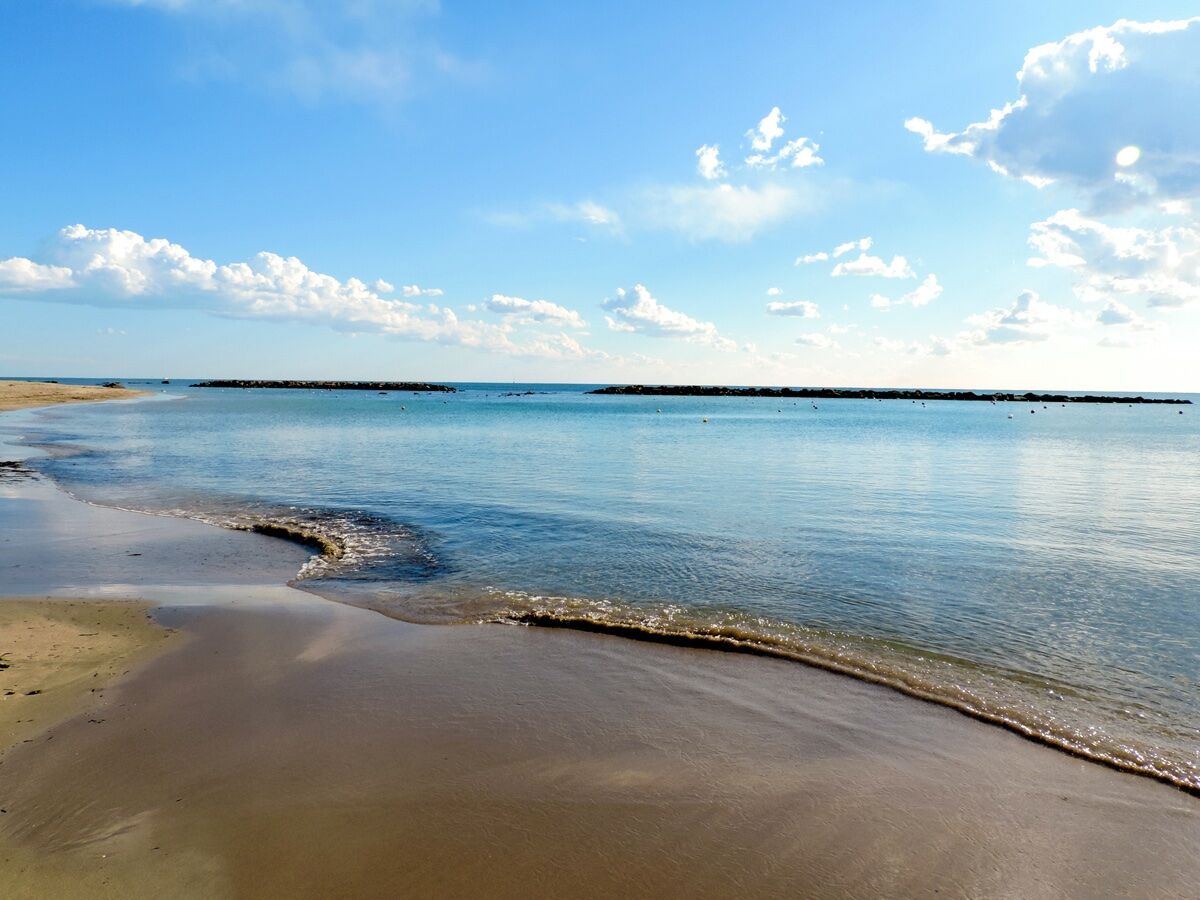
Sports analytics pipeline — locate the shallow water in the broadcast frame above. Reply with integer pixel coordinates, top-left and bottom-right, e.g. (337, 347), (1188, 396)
(6, 381), (1199, 791)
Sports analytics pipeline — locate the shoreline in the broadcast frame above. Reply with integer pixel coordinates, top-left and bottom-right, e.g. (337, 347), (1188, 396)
(2, 396), (1198, 896)
(0, 380), (151, 413)
(509, 610), (1200, 796)
(8, 386), (1199, 795)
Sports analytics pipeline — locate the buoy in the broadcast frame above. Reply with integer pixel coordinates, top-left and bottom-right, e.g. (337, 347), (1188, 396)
(1030, 409), (1035, 414)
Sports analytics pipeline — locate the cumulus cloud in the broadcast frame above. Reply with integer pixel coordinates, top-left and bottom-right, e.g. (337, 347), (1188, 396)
(796, 251), (829, 265)
(766, 286), (782, 296)
(0, 257), (76, 291)
(1027, 208), (1200, 308)
(831, 252), (915, 279)
(602, 284), (736, 350)
(484, 294), (587, 328)
(905, 17), (1200, 209)
(512, 106), (822, 244)
(741, 107), (823, 170)
(695, 144), (726, 180)
(870, 274), (943, 310)
(961, 290), (1083, 345)
(748, 107), (786, 152)
(1096, 299), (1154, 330)
(0, 224), (600, 359)
(696, 106), (823, 178)
(766, 300), (820, 318)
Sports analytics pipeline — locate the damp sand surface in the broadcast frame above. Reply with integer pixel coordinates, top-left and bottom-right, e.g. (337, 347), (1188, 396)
(0, 380), (149, 412)
(0, 454), (1198, 897)
(0, 598), (173, 754)
(2, 599), (1198, 899)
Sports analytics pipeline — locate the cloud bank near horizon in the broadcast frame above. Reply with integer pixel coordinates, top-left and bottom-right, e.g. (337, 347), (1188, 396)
(0, 224), (600, 361)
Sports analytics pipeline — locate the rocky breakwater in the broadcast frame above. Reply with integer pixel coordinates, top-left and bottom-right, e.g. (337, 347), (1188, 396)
(191, 380), (457, 393)
(588, 385), (1191, 404)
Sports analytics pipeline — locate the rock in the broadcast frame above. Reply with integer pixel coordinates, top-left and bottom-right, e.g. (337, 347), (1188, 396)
(586, 385), (1190, 405)
(190, 380), (456, 392)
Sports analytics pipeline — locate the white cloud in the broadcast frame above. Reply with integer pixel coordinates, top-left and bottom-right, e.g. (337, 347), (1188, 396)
(871, 274), (943, 310)
(747, 107), (786, 152)
(602, 284), (736, 350)
(796, 237), (872, 266)
(832, 252), (915, 279)
(962, 290), (1084, 345)
(545, 201), (623, 232)
(1096, 299), (1154, 330)
(746, 137), (824, 171)
(485, 201), (623, 235)
(833, 237), (872, 258)
(766, 286), (782, 296)
(567, 201), (622, 229)
(639, 182), (809, 242)
(484, 294), (586, 328)
(695, 144), (726, 181)
(0, 224), (599, 359)
(691, 106), (824, 175)
(766, 300), (820, 318)
(400, 284), (443, 298)
(905, 17), (1200, 210)
(515, 107), (822, 245)
(795, 332), (838, 349)
(0, 257), (76, 291)
(1027, 208), (1200, 308)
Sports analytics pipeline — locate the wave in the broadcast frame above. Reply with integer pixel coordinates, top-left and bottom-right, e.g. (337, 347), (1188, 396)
(17, 453), (1200, 797)
(474, 592), (1200, 796)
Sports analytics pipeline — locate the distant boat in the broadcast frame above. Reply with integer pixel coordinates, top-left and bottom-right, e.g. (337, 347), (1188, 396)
(161, 378), (170, 384)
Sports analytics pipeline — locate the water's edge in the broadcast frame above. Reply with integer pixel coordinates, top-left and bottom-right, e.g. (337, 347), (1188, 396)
(7, 398), (1198, 799)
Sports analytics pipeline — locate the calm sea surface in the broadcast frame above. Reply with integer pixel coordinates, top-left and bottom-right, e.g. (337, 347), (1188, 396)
(8, 381), (1200, 791)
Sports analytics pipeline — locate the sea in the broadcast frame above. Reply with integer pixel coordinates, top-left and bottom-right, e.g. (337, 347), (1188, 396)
(5, 379), (1198, 793)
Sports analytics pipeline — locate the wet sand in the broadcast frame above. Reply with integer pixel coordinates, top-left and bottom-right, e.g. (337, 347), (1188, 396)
(0, 380), (150, 412)
(0, 597), (172, 754)
(1, 440), (1198, 896)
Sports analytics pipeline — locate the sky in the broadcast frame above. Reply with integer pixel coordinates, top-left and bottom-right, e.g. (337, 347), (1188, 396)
(1, 1), (1199, 390)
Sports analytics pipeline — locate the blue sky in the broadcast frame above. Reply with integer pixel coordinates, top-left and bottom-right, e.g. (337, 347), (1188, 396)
(2, 1), (1198, 389)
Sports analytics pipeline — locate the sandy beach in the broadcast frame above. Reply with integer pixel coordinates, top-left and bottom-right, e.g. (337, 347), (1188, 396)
(1, 387), (1198, 898)
(0, 380), (149, 413)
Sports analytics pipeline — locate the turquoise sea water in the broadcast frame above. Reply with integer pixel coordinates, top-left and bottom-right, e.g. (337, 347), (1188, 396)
(7, 381), (1199, 792)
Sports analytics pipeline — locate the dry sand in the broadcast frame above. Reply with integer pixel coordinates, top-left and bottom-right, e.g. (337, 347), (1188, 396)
(0, 379), (149, 412)
(1, 406), (1197, 898)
